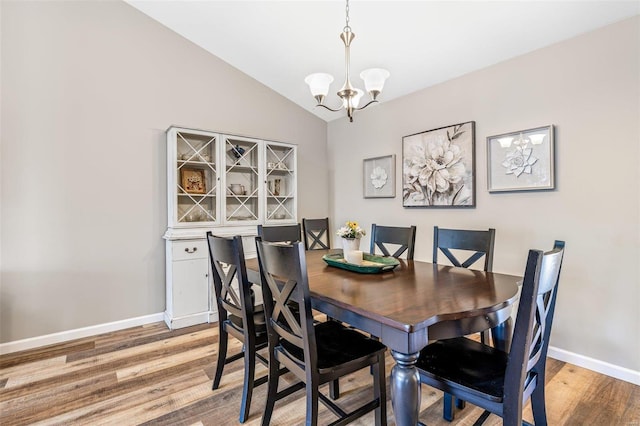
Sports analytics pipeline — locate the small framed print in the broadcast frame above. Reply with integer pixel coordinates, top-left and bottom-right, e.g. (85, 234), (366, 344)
(363, 154), (395, 198)
(180, 168), (206, 194)
(487, 125), (555, 192)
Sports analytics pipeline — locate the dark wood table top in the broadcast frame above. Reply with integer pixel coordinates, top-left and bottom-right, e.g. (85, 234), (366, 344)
(245, 249), (521, 335)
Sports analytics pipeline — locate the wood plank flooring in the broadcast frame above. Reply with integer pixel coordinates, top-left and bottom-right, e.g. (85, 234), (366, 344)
(1, 321), (638, 425)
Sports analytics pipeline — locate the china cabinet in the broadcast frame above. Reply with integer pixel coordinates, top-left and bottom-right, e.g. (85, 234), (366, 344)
(163, 126), (297, 329)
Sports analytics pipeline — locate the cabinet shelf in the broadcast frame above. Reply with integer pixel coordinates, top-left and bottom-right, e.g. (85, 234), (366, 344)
(226, 165), (258, 173)
(266, 168), (293, 174)
(178, 193), (216, 197)
(178, 160), (215, 166)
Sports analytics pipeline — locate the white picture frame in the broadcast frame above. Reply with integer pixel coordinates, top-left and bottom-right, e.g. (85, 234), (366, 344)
(487, 125), (555, 192)
(363, 154), (396, 198)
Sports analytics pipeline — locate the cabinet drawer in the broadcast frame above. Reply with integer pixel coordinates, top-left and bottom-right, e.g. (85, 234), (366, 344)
(171, 240), (208, 261)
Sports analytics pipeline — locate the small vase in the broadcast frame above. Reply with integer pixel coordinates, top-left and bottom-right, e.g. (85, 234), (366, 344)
(341, 237), (361, 253)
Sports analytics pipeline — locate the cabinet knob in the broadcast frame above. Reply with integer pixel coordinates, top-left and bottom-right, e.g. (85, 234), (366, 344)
(184, 247), (198, 253)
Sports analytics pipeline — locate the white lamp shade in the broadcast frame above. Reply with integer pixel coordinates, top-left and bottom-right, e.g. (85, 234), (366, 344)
(304, 73), (334, 97)
(343, 88), (364, 109)
(360, 68), (390, 93)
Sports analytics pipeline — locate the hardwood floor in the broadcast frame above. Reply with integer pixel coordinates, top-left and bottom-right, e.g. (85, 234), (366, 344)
(1, 322), (638, 425)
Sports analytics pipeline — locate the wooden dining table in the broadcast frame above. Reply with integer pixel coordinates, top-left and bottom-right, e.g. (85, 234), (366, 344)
(245, 249), (521, 426)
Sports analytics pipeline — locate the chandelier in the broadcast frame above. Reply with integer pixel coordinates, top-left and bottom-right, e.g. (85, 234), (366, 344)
(304, 0), (390, 122)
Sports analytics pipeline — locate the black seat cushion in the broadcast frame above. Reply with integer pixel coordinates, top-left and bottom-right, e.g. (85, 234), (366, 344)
(281, 320), (386, 372)
(416, 337), (508, 401)
(228, 304), (267, 335)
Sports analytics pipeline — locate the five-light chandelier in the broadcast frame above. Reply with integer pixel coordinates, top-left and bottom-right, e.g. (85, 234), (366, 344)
(304, 0), (390, 122)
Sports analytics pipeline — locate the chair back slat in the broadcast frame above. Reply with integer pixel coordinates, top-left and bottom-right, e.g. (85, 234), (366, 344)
(370, 223), (417, 260)
(302, 218), (331, 250)
(433, 226), (495, 271)
(256, 239), (317, 369)
(257, 224), (301, 243)
(505, 241), (565, 411)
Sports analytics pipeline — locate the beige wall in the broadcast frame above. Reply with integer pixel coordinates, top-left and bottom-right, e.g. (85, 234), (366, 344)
(328, 17), (640, 371)
(0, 1), (328, 342)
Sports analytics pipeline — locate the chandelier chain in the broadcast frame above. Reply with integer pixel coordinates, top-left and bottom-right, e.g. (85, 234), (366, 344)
(344, 0), (351, 32)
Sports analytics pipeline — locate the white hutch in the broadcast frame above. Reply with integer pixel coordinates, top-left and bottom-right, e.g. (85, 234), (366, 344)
(163, 126), (297, 329)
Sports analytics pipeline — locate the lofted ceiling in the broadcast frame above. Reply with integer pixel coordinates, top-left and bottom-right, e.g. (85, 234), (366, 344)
(126, 1), (639, 122)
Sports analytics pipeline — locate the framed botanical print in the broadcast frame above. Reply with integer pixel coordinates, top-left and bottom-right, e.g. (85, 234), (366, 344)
(363, 154), (395, 198)
(487, 125), (555, 192)
(402, 121), (476, 207)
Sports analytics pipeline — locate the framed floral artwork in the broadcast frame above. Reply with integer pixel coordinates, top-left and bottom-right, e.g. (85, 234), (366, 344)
(180, 168), (206, 194)
(487, 125), (555, 192)
(402, 121), (476, 207)
(363, 154), (395, 198)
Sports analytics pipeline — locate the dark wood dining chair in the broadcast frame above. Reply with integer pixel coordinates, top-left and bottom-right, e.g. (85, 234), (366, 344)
(416, 241), (565, 426)
(433, 226), (496, 271)
(433, 226), (497, 343)
(302, 217), (331, 250)
(256, 239), (388, 426)
(369, 223), (417, 259)
(257, 223), (301, 243)
(206, 232), (270, 423)
(432, 226), (496, 420)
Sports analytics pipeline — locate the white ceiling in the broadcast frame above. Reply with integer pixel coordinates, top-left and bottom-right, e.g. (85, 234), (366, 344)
(127, 1), (639, 122)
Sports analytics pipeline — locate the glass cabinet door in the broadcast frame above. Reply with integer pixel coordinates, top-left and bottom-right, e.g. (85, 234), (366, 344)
(175, 130), (218, 225)
(223, 136), (260, 224)
(265, 142), (296, 223)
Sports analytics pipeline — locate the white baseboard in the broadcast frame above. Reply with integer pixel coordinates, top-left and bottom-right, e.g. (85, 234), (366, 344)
(548, 346), (640, 386)
(163, 311), (211, 330)
(0, 313), (165, 355)
(2, 316), (638, 387)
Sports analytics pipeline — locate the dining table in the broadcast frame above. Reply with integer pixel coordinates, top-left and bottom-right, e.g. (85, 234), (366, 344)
(245, 249), (521, 426)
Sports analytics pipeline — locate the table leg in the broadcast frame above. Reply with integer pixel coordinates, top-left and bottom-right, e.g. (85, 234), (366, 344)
(390, 350), (421, 426)
(491, 317), (513, 352)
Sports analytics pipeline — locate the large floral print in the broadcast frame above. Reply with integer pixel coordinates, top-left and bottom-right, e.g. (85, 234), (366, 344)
(403, 122), (475, 207)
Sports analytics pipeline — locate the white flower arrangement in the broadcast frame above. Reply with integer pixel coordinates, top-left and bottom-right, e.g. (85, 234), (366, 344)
(336, 221), (366, 239)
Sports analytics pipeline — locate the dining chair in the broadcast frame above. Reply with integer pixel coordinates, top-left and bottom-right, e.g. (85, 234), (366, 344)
(257, 223), (301, 243)
(416, 240), (565, 426)
(433, 226), (497, 344)
(302, 217), (331, 250)
(206, 232), (270, 423)
(256, 238), (388, 426)
(432, 226), (496, 420)
(369, 223), (417, 259)
(432, 226), (496, 271)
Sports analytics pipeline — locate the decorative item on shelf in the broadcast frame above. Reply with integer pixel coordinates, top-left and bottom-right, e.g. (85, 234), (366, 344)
(229, 144), (245, 159)
(336, 220), (366, 254)
(268, 162), (276, 169)
(273, 178), (282, 196)
(200, 153), (211, 162)
(180, 168), (206, 194)
(229, 184), (245, 195)
(180, 153), (190, 161)
(304, 0), (389, 123)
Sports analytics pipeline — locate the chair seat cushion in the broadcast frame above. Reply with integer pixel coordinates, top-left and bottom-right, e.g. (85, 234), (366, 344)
(281, 320), (386, 372)
(416, 337), (508, 401)
(228, 304), (267, 335)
